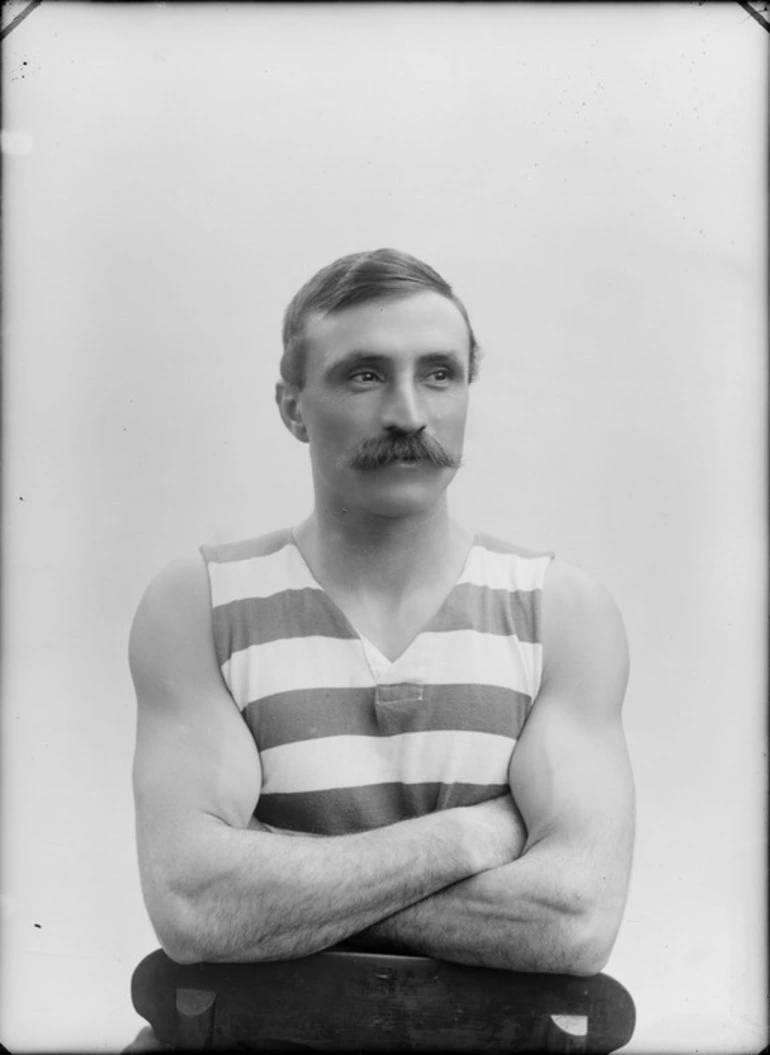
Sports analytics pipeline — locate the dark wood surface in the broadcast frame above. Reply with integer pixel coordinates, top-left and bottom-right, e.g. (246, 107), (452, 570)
(132, 947), (635, 1052)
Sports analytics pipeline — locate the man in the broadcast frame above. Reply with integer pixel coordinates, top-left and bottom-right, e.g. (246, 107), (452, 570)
(129, 248), (634, 984)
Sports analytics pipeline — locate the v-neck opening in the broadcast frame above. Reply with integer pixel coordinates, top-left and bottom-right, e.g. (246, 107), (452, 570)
(287, 526), (478, 670)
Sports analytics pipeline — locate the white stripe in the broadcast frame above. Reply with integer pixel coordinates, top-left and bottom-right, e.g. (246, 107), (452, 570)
(260, 730), (515, 794)
(460, 547), (552, 593)
(386, 629), (542, 698)
(222, 636), (371, 709)
(222, 629), (543, 709)
(210, 542), (550, 605)
(208, 545), (315, 606)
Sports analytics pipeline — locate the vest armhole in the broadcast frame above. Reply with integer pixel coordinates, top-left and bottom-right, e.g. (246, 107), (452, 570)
(198, 544), (231, 675)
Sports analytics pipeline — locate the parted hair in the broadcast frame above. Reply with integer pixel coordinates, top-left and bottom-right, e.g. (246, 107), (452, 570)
(280, 248), (480, 389)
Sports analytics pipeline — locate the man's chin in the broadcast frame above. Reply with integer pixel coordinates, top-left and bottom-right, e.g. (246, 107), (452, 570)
(352, 468), (457, 518)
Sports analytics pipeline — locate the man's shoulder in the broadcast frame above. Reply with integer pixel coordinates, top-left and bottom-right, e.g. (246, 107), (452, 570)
(130, 551), (211, 662)
(134, 526), (296, 630)
(469, 532), (554, 597)
(472, 530), (618, 614)
(541, 558), (622, 619)
(539, 558), (629, 702)
(474, 537), (628, 691)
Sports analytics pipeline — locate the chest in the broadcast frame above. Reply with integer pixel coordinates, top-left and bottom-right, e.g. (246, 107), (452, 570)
(221, 553), (544, 834)
(333, 589), (451, 664)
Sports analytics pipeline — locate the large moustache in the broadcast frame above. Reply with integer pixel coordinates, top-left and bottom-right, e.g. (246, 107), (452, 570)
(346, 431), (459, 471)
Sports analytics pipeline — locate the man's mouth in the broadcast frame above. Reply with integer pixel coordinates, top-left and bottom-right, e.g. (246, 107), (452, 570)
(374, 453), (427, 470)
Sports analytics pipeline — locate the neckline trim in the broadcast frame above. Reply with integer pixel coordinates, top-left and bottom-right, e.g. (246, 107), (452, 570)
(286, 526), (478, 669)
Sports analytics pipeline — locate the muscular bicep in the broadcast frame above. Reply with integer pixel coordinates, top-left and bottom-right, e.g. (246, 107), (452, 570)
(130, 554), (262, 866)
(510, 698), (634, 859)
(509, 561), (634, 904)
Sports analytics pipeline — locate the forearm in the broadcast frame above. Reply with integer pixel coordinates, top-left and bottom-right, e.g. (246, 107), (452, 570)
(144, 798), (517, 964)
(347, 863), (563, 970)
(348, 843), (624, 976)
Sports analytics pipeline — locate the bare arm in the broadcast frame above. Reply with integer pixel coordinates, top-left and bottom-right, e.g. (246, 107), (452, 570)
(346, 561), (635, 975)
(130, 553), (522, 965)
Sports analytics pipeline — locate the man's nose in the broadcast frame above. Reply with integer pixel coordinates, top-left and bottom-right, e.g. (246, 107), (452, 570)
(380, 379), (427, 433)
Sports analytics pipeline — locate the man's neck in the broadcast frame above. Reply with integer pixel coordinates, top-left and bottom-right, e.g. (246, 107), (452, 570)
(294, 501), (472, 606)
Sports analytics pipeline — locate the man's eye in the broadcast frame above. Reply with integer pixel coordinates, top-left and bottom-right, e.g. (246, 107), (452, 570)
(427, 368), (453, 383)
(350, 371), (380, 384)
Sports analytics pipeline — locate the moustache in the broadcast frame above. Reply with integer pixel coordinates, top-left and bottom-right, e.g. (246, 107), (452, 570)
(346, 432), (459, 471)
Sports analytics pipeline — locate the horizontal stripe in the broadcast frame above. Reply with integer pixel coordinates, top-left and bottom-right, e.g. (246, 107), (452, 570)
(223, 630), (542, 709)
(207, 543), (315, 606)
(460, 546), (553, 593)
(399, 628), (540, 692)
(207, 538), (552, 607)
(259, 730), (515, 794)
(256, 782), (509, 835)
(223, 636), (371, 707)
(212, 589), (358, 649)
(243, 684), (531, 750)
(428, 583), (541, 642)
(214, 582), (542, 654)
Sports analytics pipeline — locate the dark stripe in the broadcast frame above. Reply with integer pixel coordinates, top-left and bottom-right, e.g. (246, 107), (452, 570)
(244, 684), (530, 750)
(214, 581), (542, 651)
(201, 528), (292, 565)
(429, 582), (542, 643)
(475, 533), (554, 560)
(246, 688), (379, 746)
(213, 589), (357, 649)
(255, 782), (509, 835)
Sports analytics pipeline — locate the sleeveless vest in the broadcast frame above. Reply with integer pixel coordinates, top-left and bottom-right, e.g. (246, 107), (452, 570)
(200, 528), (553, 834)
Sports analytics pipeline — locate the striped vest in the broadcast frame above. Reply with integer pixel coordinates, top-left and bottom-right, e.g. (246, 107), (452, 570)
(201, 529), (552, 835)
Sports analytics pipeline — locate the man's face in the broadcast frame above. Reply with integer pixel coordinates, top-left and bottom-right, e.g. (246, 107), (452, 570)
(292, 291), (472, 520)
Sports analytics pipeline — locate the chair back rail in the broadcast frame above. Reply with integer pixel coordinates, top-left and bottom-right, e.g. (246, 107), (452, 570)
(132, 947), (635, 1052)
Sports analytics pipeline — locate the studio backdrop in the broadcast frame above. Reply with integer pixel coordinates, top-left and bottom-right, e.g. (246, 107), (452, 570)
(2, 3), (766, 1052)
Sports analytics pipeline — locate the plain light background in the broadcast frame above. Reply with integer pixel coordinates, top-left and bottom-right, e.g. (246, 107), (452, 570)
(1, 2), (766, 1052)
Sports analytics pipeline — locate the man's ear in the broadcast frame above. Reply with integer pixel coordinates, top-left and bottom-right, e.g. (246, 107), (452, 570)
(275, 380), (309, 443)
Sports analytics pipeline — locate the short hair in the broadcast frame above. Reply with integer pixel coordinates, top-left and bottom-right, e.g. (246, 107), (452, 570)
(280, 248), (480, 389)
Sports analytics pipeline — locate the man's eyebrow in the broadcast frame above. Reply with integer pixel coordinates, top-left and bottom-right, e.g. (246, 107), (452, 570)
(417, 351), (466, 370)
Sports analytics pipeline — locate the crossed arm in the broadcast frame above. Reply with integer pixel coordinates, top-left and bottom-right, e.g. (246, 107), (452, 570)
(339, 561), (634, 972)
(130, 553), (634, 975)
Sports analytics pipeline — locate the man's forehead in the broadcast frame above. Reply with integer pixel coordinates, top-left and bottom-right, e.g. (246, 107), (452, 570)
(302, 292), (470, 361)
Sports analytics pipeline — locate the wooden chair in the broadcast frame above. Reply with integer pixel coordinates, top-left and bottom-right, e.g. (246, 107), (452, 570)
(131, 945), (635, 1052)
